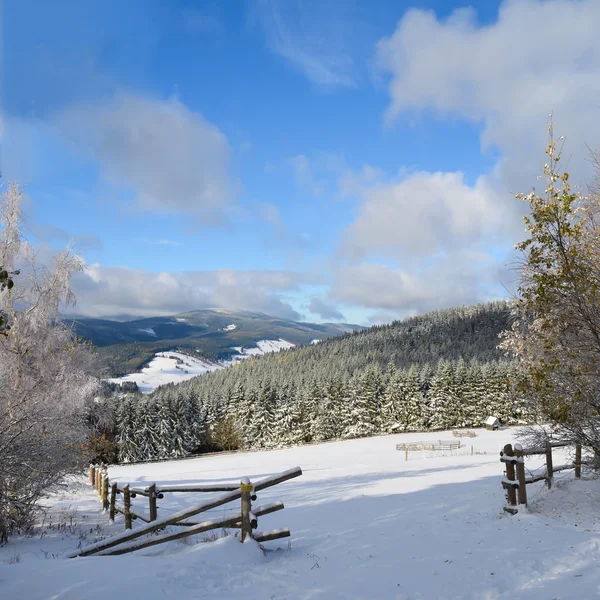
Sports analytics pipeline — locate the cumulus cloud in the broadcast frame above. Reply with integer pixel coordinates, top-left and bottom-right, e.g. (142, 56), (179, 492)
(55, 92), (235, 223)
(329, 0), (600, 319)
(340, 170), (518, 260)
(308, 296), (346, 321)
(377, 0), (600, 189)
(331, 255), (513, 317)
(69, 264), (318, 320)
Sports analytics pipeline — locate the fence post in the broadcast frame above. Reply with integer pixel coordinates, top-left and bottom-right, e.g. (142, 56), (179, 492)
(405, 447), (408, 462)
(240, 477), (253, 542)
(545, 444), (554, 489)
(123, 484), (132, 530)
(575, 443), (582, 478)
(89, 465), (95, 485)
(102, 475), (110, 510)
(96, 466), (104, 496)
(109, 483), (117, 521)
(502, 443), (517, 507)
(148, 484), (157, 522)
(514, 444), (527, 505)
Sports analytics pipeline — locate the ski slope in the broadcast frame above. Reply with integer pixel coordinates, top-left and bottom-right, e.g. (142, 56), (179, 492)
(109, 339), (294, 392)
(108, 351), (221, 393)
(2, 428), (600, 599)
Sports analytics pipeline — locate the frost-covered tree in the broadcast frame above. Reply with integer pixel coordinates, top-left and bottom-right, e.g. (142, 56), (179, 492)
(427, 360), (454, 430)
(116, 396), (139, 462)
(500, 125), (600, 454)
(0, 184), (98, 542)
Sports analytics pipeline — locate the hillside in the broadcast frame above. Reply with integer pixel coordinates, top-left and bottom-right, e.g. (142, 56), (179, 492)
(110, 301), (526, 462)
(3, 429), (599, 600)
(67, 308), (364, 376)
(167, 300), (513, 397)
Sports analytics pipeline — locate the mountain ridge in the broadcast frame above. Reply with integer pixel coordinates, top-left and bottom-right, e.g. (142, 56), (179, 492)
(66, 308), (365, 377)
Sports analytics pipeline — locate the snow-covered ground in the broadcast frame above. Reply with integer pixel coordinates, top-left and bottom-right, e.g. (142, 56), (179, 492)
(138, 327), (157, 336)
(108, 352), (221, 393)
(3, 428), (600, 599)
(237, 338), (295, 356)
(109, 340), (296, 392)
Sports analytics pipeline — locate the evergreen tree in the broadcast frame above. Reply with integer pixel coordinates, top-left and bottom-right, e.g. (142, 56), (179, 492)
(134, 396), (159, 461)
(116, 396), (139, 463)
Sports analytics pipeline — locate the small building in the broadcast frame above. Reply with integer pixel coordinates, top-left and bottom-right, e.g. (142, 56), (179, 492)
(486, 415), (500, 431)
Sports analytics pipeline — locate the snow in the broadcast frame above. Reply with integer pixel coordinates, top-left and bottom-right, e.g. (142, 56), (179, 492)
(310, 339), (321, 345)
(138, 327), (156, 336)
(222, 339), (296, 366)
(235, 339), (295, 357)
(3, 427), (600, 599)
(256, 338), (295, 352)
(108, 340), (296, 392)
(108, 352), (220, 393)
(486, 415), (499, 425)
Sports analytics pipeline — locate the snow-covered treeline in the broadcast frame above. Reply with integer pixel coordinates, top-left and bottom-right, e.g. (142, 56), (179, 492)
(115, 357), (533, 462)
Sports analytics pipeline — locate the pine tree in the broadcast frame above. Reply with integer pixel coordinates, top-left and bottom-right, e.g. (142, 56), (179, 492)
(155, 395), (175, 457)
(116, 396), (139, 462)
(134, 396), (159, 461)
(464, 361), (487, 427)
(427, 360), (454, 430)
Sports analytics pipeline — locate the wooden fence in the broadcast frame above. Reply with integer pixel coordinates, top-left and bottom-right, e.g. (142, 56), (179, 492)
(500, 441), (582, 514)
(77, 464), (302, 556)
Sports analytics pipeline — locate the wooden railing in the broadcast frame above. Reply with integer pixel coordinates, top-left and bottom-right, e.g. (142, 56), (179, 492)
(500, 442), (582, 514)
(78, 464), (302, 556)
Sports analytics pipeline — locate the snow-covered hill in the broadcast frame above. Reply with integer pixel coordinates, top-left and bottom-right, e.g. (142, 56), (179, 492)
(3, 428), (600, 599)
(109, 339), (295, 392)
(108, 352), (221, 393)
(224, 338), (295, 364)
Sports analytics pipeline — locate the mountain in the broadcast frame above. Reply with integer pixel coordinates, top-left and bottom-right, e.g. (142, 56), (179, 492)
(66, 308), (364, 376)
(163, 300), (514, 400)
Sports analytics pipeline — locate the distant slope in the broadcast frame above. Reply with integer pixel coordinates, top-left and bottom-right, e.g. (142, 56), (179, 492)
(66, 309), (364, 376)
(109, 339), (298, 393)
(170, 300), (514, 398)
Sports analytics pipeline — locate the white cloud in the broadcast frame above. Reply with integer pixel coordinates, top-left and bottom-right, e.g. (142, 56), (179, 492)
(55, 92), (235, 223)
(340, 170), (517, 260)
(254, 0), (357, 87)
(329, 0), (600, 318)
(331, 255), (512, 317)
(308, 296), (346, 321)
(70, 264), (318, 320)
(377, 0), (600, 189)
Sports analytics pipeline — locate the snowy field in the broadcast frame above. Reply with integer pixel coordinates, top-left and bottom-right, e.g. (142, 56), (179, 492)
(2, 428), (600, 599)
(109, 340), (295, 392)
(108, 351), (221, 393)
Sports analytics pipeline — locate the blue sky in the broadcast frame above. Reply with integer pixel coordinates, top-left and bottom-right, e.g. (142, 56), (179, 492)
(3, 0), (600, 324)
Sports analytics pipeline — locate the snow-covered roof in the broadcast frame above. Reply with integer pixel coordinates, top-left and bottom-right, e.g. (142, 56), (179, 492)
(486, 415), (499, 425)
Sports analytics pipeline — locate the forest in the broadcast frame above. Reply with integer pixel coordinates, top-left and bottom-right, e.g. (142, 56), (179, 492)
(113, 301), (533, 462)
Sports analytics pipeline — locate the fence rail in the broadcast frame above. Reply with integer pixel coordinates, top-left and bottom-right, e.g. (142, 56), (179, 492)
(500, 441), (583, 514)
(77, 464), (302, 557)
